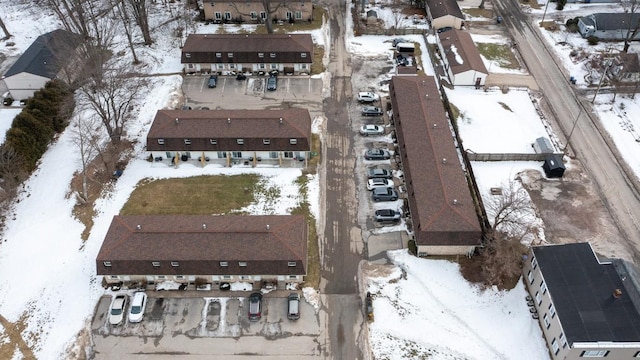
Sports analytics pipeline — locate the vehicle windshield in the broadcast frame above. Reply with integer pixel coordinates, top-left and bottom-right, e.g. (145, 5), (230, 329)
(131, 305), (141, 314)
(111, 308), (122, 315)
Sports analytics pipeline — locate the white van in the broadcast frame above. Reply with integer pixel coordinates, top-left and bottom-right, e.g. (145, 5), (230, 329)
(287, 293), (300, 320)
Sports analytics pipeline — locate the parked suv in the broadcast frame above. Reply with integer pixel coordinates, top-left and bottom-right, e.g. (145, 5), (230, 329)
(128, 292), (147, 323)
(362, 106), (384, 116)
(109, 294), (128, 326)
(207, 75), (218, 88)
(367, 178), (394, 190)
(372, 187), (398, 202)
(364, 148), (391, 160)
(357, 91), (379, 103)
(248, 292), (263, 321)
(375, 209), (402, 222)
(267, 74), (278, 91)
(360, 124), (384, 136)
(367, 167), (393, 179)
(287, 293), (300, 320)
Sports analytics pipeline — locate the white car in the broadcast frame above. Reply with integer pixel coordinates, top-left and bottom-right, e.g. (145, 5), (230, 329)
(367, 178), (394, 190)
(128, 292), (147, 323)
(357, 91), (379, 103)
(109, 294), (128, 326)
(360, 124), (384, 136)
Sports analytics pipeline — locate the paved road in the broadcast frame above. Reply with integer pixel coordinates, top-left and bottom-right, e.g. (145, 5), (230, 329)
(494, 0), (640, 262)
(317, 0), (367, 359)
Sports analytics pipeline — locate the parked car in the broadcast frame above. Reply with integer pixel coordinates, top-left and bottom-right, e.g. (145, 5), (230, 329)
(372, 187), (398, 202)
(364, 148), (391, 160)
(360, 124), (384, 136)
(367, 167), (393, 179)
(267, 74), (278, 91)
(375, 209), (402, 222)
(181, 105), (192, 110)
(236, 73), (247, 80)
(367, 178), (394, 190)
(362, 106), (384, 116)
(437, 26), (453, 33)
(207, 75), (218, 88)
(287, 293), (300, 320)
(248, 292), (263, 321)
(391, 38), (409, 47)
(357, 91), (379, 103)
(128, 292), (147, 323)
(396, 54), (409, 66)
(109, 294), (128, 326)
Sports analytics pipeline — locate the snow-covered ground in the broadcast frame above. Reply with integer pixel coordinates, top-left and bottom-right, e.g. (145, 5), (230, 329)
(0, 0), (639, 359)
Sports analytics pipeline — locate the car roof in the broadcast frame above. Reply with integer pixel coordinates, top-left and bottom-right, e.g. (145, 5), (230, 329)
(132, 292), (146, 303)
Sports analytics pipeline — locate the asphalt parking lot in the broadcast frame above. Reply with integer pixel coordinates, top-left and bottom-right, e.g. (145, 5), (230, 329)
(181, 75), (324, 115)
(92, 292), (323, 359)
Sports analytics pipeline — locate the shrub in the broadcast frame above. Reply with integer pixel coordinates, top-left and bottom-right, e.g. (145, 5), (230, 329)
(587, 35), (599, 45)
(408, 239), (417, 256)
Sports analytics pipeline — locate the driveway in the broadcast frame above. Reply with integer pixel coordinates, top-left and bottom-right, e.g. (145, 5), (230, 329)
(91, 292), (323, 359)
(182, 75), (324, 115)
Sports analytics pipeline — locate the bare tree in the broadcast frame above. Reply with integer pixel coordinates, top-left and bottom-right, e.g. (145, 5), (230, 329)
(0, 17), (11, 40)
(77, 59), (147, 144)
(622, 0), (640, 53)
(0, 145), (26, 204)
(484, 178), (537, 241)
(391, 11), (405, 34)
(231, 0), (287, 34)
(479, 231), (528, 289)
(127, 0), (153, 45)
(111, 0), (140, 64)
(68, 115), (103, 203)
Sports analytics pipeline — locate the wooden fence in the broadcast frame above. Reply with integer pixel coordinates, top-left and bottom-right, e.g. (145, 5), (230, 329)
(465, 152), (563, 162)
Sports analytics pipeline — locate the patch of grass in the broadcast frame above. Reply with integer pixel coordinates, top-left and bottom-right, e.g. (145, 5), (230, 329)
(521, 0), (542, 9)
(464, 8), (494, 18)
(306, 133), (321, 173)
(539, 21), (557, 31)
(119, 174), (260, 215)
(448, 102), (461, 121)
(476, 42), (519, 69)
(312, 45), (324, 75)
(292, 175), (320, 290)
(498, 102), (513, 112)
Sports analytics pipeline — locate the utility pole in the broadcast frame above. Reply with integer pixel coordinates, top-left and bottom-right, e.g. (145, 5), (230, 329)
(564, 107), (583, 155)
(540, 0), (550, 27)
(592, 56), (614, 103)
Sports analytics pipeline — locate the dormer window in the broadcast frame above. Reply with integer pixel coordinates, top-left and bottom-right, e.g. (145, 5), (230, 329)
(157, 139), (165, 145)
(289, 139), (297, 145)
(239, 262), (247, 267)
(185, 53), (191, 58)
(258, 53), (264, 58)
(210, 139), (217, 145)
(216, 52), (222, 58)
(263, 139), (270, 145)
(220, 261), (228, 267)
(152, 261), (161, 267)
(171, 261), (179, 267)
(184, 139), (191, 145)
(288, 261), (296, 267)
(237, 139), (244, 145)
(103, 261), (112, 267)
(228, 53), (233, 58)
(270, 53), (276, 58)
(301, 53), (307, 58)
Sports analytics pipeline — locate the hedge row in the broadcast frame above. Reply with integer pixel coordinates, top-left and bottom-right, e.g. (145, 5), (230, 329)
(4, 80), (75, 172)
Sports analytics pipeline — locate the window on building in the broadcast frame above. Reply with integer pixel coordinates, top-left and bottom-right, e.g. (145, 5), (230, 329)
(215, 12), (222, 19)
(260, 12), (266, 19)
(263, 139), (271, 145)
(110, 275), (119, 279)
(581, 350), (609, 357)
(217, 151), (226, 158)
(237, 138), (244, 145)
(224, 12), (231, 20)
(239, 262), (247, 267)
(217, 64), (224, 70)
(269, 151), (277, 158)
(103, 261), (112, 267)
(541, 282), (547, 294)
(286, 11), (292, 19)
(157, 275), (166, 279)
(228, 53), (233, 58)
(220, 261), (228, 267)
(535, 291), (542, 305)
(157, 139), (165, 145)
(216, 52), (222, 58)
(551, 338), (559, 355)
(152, 261), (161, 267)
(250, 11), (257, 19)
(176, 275), (184, 280)
(258, 52), (264, 58)
(270, 64), (278, 70)
(560, 332), (567, 348)
(301, 64), (308, 69)
(240, 275), (250, 280)
(270, 53), (276, 58)
(295, 11), (302, 19)
(184, 139), (191, 145)
(284, 151), (294, 158)
(210, 139), (217, 145)
(288, 275), (297, 279)
(549, 303), (556, 318)
(301, 53), (307, 58)
(232, 151), (242, 158)
(527, 270), (534, 284)
(543, 314), (550, 329)
(290, 138), (298, 145)
(222, 275), (232, 279)
(532, 257), (538, 269)
(171, 261), (179, 267)
(229, 64), (235, 69)
(259, 63), (266, 69)
(288, 262), (296, 267)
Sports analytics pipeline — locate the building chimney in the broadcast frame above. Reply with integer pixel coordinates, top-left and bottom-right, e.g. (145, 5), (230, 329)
(613, 288), (623, 299)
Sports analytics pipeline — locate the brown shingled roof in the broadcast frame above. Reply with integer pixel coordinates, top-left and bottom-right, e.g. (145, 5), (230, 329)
(181, 34), (313, 64)
(427, 0), (464, 20)
(146, 109), (312, 152)
(390, 76), (481, 247)
(438, 30), (488, 76)
(96, 215), (308, 276)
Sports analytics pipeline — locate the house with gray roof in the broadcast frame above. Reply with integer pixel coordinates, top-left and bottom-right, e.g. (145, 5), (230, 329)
(389, 76), (482, 256)
(2, 29), (81, 100)
(523, 243), (640, 359)
(437, 30), (488, 87)
(202, 0), (313, 24)
(181, 33), (313, 75)
(425, 0), (465, 31)
(97, 215), (308, 290)
(578, 13), (640, 40)
(146, 109), (312, 167)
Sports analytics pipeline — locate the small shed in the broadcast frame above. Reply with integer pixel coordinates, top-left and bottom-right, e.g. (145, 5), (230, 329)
(396, 42), (415, 54)
(542, 154), (565, 178)
(533, 137), (554, 154)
